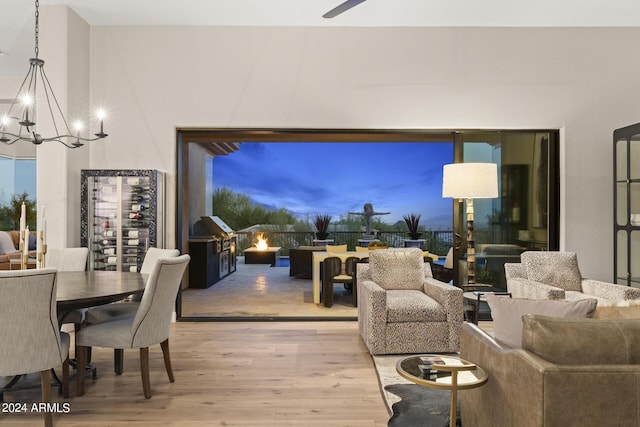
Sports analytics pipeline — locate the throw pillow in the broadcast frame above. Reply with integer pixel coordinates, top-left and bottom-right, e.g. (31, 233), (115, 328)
(355, 246), (369, 253)
(521, 251), (582, 292)
(0, 231), (17, 254)
(486, 294), (597, 349)
(325, 244), (347, 253)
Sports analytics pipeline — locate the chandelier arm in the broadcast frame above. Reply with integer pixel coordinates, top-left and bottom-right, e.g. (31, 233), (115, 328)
(5, 65), (34, 119)
(39, 65), (73, 137)
(41, 134), (104, 143)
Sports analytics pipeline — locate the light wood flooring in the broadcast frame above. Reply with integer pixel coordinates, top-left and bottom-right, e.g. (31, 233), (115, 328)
(1, 321), (390, 426)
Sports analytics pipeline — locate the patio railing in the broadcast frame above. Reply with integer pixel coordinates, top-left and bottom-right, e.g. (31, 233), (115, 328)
(235, 230), (454, 258)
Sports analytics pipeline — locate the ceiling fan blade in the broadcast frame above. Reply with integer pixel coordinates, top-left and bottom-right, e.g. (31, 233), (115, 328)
(323, 0), (367, 19)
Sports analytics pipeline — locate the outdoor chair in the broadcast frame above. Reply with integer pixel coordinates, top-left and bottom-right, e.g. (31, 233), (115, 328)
(322, 256), (359, 307)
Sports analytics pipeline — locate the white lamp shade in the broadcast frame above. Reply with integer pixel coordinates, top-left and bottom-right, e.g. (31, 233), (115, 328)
(442, 162), (499, 199)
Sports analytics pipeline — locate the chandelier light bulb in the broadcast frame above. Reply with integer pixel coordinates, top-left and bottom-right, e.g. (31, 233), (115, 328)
(21, 94), (32, 106)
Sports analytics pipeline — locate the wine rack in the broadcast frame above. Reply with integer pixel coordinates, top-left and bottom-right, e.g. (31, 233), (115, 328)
(81, 170), (164, 272)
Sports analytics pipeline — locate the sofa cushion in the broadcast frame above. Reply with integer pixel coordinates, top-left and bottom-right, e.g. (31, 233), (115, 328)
(522, 315), (640, 365)
(0, 231), (17, 255)
(486, 294), (597, 348)
(369, 248), (424, 290)
(386, 290), (446, 322)
(521, 251), (582, 291)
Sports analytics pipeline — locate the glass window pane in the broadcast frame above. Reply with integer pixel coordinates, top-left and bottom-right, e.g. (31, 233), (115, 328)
(616, 138), (627, 181)
(617, 230), (628, 285)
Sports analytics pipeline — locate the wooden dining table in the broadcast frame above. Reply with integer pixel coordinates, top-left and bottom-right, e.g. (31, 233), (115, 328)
(56, 270), (147, 320)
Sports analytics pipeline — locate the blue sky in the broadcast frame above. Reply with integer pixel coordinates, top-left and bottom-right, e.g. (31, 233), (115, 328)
(212, 142), (454, 230)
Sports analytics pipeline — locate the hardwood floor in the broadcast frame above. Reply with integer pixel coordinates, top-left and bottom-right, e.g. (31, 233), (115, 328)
(0, 321), (390, 426)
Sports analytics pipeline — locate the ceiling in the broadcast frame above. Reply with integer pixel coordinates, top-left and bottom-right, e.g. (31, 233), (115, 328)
(2, 0), (640, 76)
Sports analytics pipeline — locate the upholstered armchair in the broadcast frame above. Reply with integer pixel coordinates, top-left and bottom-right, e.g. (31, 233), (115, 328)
(357, 247), (463, 355)
(505, 251), (640, 306)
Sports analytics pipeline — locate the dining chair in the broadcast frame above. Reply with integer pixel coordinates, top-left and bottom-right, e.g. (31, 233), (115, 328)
(48, 247), (90, 362)
(84, 248), (180, 324)
(321, 256), (359, 307)
(76, 254), (190, 399)
(0, 268), (70, 427)
(46, 247), (89, 272)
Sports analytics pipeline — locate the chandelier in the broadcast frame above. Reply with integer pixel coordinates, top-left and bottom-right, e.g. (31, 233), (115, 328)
(0, 0), (107, 148)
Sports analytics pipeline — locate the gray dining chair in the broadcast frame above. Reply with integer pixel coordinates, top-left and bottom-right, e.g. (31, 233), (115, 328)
(84, 248), (180, 324)
(48, 247), (90, 362)
(46, 247), (89, 272)
(0, 268), (70, 427)
(76, 254), (190, 399)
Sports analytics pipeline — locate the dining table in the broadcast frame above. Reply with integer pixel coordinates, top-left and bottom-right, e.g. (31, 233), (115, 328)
(56, 270), (147, 320)
(311, 251), (370, 304)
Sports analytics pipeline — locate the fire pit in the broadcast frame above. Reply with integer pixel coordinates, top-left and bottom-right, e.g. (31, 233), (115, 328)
(244, 234), (281, 266)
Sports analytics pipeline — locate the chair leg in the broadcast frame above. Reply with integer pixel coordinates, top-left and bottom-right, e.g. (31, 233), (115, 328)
(323, 279), (334, 308)
(160, 339), (175, 383)
(62, 356), (70, 399)
(76, 346), (87, 396)
(140, 347), (151, 399)
(41, 370), (53, 427)
(114, 349), (124, 375)
(352, 281), (358, 307)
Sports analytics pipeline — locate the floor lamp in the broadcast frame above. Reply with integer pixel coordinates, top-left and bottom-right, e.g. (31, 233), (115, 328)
(442, 163), (498, 289)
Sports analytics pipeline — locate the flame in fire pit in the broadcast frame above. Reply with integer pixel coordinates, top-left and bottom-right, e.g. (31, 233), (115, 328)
(255, 233), (268, 251)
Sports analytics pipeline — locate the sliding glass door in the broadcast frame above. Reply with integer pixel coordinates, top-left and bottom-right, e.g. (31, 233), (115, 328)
(451, 131), (559, 290)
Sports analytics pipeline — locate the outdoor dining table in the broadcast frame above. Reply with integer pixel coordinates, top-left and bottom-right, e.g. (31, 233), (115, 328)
(311, 251), (369, 304)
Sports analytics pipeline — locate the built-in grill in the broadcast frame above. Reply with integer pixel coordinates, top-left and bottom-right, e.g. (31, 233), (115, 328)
(189, 216), (237, 288)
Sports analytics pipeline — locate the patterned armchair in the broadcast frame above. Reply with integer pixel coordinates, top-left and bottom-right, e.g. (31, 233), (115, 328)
(357, 248), (463, 355)
(505, 251), (640, 306)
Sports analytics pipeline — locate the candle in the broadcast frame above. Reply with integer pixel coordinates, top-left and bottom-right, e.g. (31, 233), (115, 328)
(23, 226), (29, 256)
(20, 202), (26, 232)
(42, 219), (47, 246)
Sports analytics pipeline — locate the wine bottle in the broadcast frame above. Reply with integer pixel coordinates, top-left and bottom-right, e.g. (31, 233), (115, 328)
(131, 204), (146, 212)
(130, 186), (149, 194)
(128, 230), (139, 238)
(129, 265), (138, 273)
(107, 256), (117, 264)
(103, 230), (116, 237)
(129, 194), (149, 202)
(129, 212), (145, 220)
(103, 248), (116, 256)
(127, 239), (139, 246)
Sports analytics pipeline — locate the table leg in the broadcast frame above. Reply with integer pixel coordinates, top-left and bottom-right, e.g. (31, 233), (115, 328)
(313, 257), (321, 304)
(449, 370), (458, 427)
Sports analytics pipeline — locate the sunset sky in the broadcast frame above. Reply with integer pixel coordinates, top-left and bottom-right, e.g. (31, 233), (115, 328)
(212, 141), (454, 230)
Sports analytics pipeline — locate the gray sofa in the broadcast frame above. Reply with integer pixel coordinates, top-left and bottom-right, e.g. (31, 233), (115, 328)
(460, 315), (640, 427)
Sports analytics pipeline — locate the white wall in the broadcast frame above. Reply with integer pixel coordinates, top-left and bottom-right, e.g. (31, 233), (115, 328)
(16, 18), (640, 280)
(36, 6), (90, 248)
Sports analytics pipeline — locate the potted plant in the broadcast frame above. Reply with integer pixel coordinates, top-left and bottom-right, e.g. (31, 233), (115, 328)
(314, 214), (331, 240)
(403, 213), (423, 240)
